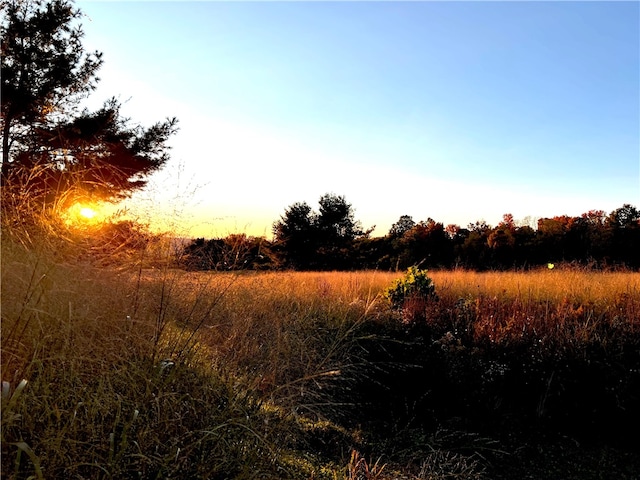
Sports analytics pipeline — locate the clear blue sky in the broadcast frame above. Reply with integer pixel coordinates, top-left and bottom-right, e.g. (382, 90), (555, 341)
(77, 0), (639, 238)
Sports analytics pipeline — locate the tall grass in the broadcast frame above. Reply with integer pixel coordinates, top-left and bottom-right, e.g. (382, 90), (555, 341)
(430, 268), (639, 306)
(358, 267), (640, 464)
(3, 227), (639, 480)
(426, 268), (639, 348)
(120, 270), (396, 416)
(1, 234), (404, 479)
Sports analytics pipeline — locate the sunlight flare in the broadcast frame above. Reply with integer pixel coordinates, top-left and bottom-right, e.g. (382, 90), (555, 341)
(63, 202), (105, 227)
(79, 207), (97, 219)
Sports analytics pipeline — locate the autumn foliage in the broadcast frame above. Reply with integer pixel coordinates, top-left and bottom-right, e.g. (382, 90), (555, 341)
(182, 202), (640, 272)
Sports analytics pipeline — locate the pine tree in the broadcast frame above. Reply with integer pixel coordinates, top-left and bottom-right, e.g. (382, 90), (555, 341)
(1, 0), (178, 212)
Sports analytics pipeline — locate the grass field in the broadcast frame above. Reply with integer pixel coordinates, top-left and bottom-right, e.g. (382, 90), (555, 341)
(2, 236), (639, 479)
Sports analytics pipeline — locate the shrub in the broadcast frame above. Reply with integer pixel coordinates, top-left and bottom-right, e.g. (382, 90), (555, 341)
(385, 266), (438, 312)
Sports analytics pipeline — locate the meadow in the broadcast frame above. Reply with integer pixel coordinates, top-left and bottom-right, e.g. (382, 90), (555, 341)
(2, 235), (639, 479)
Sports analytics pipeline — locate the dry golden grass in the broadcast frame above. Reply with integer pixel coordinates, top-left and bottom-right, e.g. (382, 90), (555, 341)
(4, 257), (636, 396)
(424, 268), (639, 346)
(429, 268), (640, 305)
(1, 240), (157, 384)
(3, 233), (638, 480)
(120, 270), (400, 411)
(122, 267), (639, 369)
(2, 241), (354, 479)
(116, 267), (638, 413)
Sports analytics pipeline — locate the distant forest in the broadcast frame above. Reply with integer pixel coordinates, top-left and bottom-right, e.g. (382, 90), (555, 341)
(179, 196), (640, 271)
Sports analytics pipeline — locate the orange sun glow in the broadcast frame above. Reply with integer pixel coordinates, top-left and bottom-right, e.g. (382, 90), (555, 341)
(63, 202), (104, 226)
(79, 207), (97, 219)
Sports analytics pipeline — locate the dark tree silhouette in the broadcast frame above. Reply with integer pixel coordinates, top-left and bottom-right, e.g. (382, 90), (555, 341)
(1, 0), (178, 212)
(273, 194), (367, 270)
(459, 220), (492, 269)
(1, 0), (102, 169)
(316, 194), (365, 239)
(487, 214), (517, 267)
(272, 201), (317, 269)
(536, 217), (567, 261)
(389, 214), (416, 239)
(512, 224), (536, 267)
(606, 204), (640, 267)
(395, 218), (451, 269)
(181, 234), (275, 271)
(315, 193), (366, 269)
(184, 203), (640, 272)
(607, 204), (640, 230)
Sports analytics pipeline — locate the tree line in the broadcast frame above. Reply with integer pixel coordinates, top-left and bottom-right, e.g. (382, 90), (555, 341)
(180, 195), (640, 271)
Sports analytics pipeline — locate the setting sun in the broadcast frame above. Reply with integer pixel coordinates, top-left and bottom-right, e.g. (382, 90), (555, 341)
(79, 207), (97, 219)
(62, 202), (107, 227)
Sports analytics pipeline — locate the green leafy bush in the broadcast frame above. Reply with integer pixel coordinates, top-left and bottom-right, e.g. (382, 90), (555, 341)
(385, 266), (438, 310)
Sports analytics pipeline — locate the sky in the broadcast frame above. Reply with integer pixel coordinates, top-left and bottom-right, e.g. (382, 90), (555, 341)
(76, 0), (639, 239)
